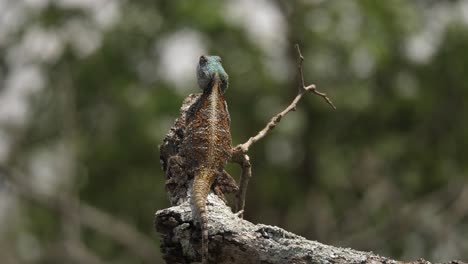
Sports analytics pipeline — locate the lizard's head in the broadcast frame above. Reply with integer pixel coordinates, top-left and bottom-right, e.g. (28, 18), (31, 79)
(196, 55), (228, 93)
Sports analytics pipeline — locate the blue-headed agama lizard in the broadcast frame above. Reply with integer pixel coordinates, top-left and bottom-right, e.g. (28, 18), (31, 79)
(180, 55), (232, 263)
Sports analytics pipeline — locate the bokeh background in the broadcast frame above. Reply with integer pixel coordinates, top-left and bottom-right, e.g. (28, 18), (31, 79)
(1, 0), (468, 263)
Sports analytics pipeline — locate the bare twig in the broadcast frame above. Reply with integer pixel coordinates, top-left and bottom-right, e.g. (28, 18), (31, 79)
(231, 44), (336, 215)
(295, 44), (336, 109)
(233, 44), (335, 155)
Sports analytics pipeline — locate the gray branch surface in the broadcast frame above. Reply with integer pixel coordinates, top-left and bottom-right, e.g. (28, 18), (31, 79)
(156, 193), (463, 264)
(155, 194), (465, 264)
(155, 194), (366, 264)
(156, 94), (465, 264)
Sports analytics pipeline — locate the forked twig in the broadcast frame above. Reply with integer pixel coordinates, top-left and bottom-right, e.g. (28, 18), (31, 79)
(295, 44), (336, 109)
(232, 44), (336, 217)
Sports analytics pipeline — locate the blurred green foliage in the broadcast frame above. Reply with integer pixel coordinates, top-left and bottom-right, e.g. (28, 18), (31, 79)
(1, 0), (468, 263)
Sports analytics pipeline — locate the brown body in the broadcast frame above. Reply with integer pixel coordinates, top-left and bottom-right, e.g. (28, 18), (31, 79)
(181, 75), (231, 263)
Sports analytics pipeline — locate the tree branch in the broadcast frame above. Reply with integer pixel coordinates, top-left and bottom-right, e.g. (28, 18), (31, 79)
(155, 193), (462, 264)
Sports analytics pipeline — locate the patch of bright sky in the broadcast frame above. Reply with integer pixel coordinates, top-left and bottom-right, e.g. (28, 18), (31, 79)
(0, 65), (44, 163)
(91, 1), (120, 30)
(62, 19), (102, 58)
(57, 0), (121, 31)
(0, 65), (45, 126)
(23, 0), (49, 9)
(405, 3), (461, 64)
(157, 29), (206, 94)
(27, 142), (74, 196)
(0, 0), (27, 46)
(461, 1), (468, 25)
(225, 0), (289, 82)
(7, 26), (63, 66)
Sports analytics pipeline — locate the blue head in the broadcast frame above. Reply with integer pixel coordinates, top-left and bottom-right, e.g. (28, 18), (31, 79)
(196, 55), (229, 93)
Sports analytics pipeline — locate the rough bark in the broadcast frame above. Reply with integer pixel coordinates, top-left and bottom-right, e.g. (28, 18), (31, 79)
(155, 194), (465, 264)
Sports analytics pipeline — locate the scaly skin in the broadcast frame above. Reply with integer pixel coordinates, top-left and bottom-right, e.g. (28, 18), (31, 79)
(181, 55), (231, 264)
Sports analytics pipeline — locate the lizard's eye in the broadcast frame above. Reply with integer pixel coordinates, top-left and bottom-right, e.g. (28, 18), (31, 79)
(216, 56), (222, 62)
(199, 55), (207, 65)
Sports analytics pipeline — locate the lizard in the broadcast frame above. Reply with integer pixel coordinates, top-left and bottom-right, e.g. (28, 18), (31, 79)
(180, 55), (232, 263)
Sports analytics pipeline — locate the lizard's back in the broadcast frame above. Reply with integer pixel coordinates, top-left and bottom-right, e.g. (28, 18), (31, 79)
(181, 76), (231, 263)
(182, 86), (231, 173)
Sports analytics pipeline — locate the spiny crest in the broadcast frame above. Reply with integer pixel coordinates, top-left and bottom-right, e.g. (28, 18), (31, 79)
(196, 55), (229, 93)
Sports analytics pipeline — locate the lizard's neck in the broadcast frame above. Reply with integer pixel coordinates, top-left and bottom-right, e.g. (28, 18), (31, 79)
(202, 73), (224, 96)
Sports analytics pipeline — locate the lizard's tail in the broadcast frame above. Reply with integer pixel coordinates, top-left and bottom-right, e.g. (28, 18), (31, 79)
(192, 170), (213, 264)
